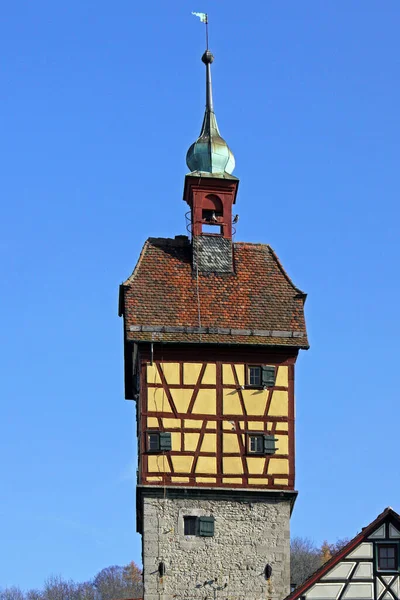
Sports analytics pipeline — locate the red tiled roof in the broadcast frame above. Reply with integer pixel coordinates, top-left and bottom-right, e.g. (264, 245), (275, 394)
(284, 507), (400, 600)
(120, 236), (308, 348)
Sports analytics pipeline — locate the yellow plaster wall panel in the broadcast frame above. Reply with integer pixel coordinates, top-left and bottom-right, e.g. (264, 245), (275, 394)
(171, 477), (190, 483)
(146, 476), (164, 482)
(248, 421), (264, 431)
(277, 422), (289, 431)
(146, 364), (162, 385)
(192, 389), (216, 415)
(268, 391), (288, 416)
(162, 362), (180, 385)
(185, 419), (203, 429)
(196, 456), (217, 474)
(223, 477), (243, 484)
(275, 435), (289, 455)
(171, 432), (181, 451)
(268, 458), (289, 475)
(223, 421), (236, 430)
(184, 433), (200, 451)
(148, 455), (170, 473)
(196, 477), (216, 483)
(246, 457), (265, 475)
(233, 364), (245, 386)
(275, 366), (289, 387)
(162, 418), (181, 428)
(203, 363), (216, 385)
(183, 363), (203, 385)
(249, 478), (269, 485)
(170, 388), (194, 413)
(223, 456), (243, 474)
(206, 420), (216, 429)
(223, 390), (242, 415)
(223, 434), (240, 453)
(171, 456), (193, 473)
(274, 477), (289, 486)
(200, 434), (216, 453)
(243, 389), (267, 416)
(147, 388), (173, 413)
(222, 364), (235, 385)
(147, 417), (159, 427)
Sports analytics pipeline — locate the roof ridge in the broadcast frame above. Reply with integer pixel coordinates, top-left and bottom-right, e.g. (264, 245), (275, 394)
(234, 241), (269, 247)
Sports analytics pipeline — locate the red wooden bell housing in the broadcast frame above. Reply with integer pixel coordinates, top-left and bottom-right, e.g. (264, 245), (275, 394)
(183, 174), (239, 240)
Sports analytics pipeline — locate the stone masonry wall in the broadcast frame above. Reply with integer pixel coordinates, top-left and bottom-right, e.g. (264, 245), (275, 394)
(142, 494), (291, 600)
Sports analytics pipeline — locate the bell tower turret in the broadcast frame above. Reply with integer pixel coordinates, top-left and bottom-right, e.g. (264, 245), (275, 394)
(184, 47), (239, 271)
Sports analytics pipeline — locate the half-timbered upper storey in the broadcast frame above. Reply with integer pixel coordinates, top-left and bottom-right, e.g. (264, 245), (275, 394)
(286, 507), (400, 600)
(134, 344), (296, 489)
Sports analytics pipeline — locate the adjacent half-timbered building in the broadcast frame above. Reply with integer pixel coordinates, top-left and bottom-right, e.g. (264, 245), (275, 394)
(285, 508), (400, 600)
(119, 44), (308, 600)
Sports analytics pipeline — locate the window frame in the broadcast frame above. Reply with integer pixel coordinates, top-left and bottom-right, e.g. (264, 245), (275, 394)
(245, 364), (276, 389)
(246, 432), (278, 456)
(146, 431), (172, 453)
(184, 516), (198, 536)
(147, 431), (160, 452)
(248, 433), (265, 455)
(377, 543), (398, 572)
(248, 366), (262, 387)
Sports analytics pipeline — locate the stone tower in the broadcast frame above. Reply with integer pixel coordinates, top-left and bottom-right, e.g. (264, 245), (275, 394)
(118, 33), (308, 600)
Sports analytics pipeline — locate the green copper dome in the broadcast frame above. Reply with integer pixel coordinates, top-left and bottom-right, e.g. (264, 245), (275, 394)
(186, 50), (235, 175)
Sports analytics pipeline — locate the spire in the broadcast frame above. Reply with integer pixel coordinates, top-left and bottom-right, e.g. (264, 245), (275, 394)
(186, 48), (235, 175)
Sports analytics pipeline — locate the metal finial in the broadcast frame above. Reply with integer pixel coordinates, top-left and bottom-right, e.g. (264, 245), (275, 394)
(202, 50), (214, 113)
(186, 12), (235, 175)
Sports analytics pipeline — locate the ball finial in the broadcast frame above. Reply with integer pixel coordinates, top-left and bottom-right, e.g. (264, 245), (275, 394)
(201, 50), (214, 65)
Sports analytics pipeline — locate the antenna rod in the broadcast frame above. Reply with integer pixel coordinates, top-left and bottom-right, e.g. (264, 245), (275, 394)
(206, 17), (209, 49)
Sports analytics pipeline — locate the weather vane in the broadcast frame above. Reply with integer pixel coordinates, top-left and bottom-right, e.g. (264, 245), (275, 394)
(192, 11), (209, 49)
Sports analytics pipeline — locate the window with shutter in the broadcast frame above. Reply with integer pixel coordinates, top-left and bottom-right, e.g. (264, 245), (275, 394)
(261, 366), (275, 388)
(147, 432), (171, 452)
(198, 516), (215, 537)
(247, 433), (277, 455)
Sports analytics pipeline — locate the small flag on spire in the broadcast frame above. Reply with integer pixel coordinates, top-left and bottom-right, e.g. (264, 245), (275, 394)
(192, 12), (208, 24)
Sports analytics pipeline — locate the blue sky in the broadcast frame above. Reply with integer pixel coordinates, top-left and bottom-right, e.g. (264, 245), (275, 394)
(1, 0), (400, 589)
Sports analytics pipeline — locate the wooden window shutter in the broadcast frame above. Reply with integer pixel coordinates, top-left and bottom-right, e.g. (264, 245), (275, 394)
(159, 432), (172, 451)
(263, 435), (277, 455)
(198, 516), (215, 537)
(261, 366), (275, 387)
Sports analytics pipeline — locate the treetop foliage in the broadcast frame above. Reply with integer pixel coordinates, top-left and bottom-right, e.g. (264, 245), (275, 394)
(291, 536), (350, 589)
(0, 563), (142, 600)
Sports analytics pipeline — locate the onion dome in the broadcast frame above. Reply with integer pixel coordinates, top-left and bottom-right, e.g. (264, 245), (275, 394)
(186, 50), (235, 175)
